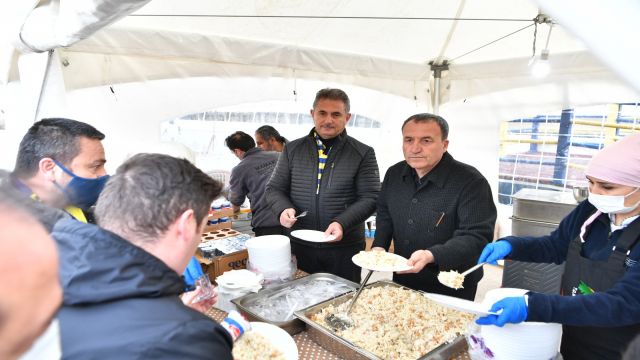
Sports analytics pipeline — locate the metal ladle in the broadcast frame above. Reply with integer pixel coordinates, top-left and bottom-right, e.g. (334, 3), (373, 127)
(325, 269), (373, 331)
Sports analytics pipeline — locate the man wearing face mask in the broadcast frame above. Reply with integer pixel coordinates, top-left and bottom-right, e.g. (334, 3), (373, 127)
(10, 118), (108, 224)
(0, 190), (63, 360)
(476, 132), (640, 360)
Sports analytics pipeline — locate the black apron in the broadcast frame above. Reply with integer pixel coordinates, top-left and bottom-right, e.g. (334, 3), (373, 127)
(560, 216), (640, 360)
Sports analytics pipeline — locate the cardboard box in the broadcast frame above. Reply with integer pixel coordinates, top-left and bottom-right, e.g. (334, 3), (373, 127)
(198, 229), (250, 280)
(196, 250), (248, 281)
(209, 208), (234, 219)
(202, 221), (234, 234)
(201, 228), (241, 241)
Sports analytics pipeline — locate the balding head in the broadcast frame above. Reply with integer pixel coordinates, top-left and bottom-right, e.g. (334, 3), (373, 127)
(0, 202), (62, 359)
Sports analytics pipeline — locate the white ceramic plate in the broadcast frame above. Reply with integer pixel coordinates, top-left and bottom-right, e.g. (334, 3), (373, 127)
(351, 252), (412, 272)
(248, 322), (298, 360)
(290, 229), (336, 242)
(424, 293), (498, 316)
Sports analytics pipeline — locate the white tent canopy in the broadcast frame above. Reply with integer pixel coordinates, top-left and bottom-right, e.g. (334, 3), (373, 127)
(1, 0), (639, 191)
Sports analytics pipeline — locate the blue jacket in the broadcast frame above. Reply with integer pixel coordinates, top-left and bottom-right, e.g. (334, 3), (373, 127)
(52, 219), (233, 359)
(504, 201), (640, 326)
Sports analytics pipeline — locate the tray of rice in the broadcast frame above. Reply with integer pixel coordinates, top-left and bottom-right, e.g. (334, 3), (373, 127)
(294, 280), (474, 360)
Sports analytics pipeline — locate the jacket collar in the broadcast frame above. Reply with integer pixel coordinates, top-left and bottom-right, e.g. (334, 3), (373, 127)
(306, 128), (348, 143)
(243, 147), (261, 158)
(306, 128), (348, 153)
(52, 219), (185, 305)
(401, 152), (454, 189)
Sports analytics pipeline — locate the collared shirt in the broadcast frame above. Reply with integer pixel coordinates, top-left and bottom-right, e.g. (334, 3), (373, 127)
(610, 213), (640, 232)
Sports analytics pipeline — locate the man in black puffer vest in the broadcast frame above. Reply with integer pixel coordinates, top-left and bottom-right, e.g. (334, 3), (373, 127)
(266, 88), (380, 282)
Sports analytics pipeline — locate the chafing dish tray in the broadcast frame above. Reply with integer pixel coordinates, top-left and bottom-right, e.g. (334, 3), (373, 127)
(232, 272), (358, 335)
(294, 280), (470, 360)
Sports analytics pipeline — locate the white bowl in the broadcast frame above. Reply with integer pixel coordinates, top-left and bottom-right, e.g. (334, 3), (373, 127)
(480, 288), (562, 360)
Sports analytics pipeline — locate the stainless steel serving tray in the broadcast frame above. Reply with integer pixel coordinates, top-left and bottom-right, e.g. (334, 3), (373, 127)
(512, 188), (577, 224)
(294, 280), (468, 360)
(232, 273), (358, 335)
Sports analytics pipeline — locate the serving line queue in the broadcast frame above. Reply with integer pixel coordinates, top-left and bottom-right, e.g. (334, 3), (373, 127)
(1, 88), (639, 360)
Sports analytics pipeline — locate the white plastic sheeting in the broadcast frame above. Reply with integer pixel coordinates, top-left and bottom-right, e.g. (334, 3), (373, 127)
(537, 0), (640, 95)
(18, 0), (151, 52)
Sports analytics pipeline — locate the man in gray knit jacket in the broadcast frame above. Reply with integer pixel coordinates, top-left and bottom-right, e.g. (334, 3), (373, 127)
(265, 88), (380, 282)
(225, 131), (282, 236)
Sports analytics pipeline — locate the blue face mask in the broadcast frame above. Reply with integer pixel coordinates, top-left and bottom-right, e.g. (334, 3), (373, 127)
(53, 160), (109, 210)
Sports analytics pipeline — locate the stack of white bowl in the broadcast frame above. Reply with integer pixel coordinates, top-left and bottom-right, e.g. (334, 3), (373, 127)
(480, 288), (562, 360)
(245, 235), (292, 282)
(216, 269), (263, 311)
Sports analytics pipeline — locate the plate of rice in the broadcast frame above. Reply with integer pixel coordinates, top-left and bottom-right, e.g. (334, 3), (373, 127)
(352, 250), (412, 272)
(232, 322), (297, 360)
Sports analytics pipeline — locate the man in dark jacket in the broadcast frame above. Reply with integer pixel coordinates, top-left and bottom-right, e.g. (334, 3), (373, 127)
(225, 131), (281, 236)
(266, 88), (380, 282)
(372, 113), (496, 300)
(52, 154), (233, 359)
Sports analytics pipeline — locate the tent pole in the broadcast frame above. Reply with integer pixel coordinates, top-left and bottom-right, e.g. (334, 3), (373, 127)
(33, 49), (55, 122)
(429, 61), (449, 115)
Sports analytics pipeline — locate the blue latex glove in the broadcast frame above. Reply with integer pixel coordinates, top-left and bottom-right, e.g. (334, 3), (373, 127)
(476, 296), (528, 327)
(183, 256), (204, 287)
(478, 241), (512, 265)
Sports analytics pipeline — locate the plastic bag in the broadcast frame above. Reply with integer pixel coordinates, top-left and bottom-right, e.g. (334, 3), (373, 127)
(466, 322), (496, 360)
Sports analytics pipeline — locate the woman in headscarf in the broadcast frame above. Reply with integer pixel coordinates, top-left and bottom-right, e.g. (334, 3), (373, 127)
(477, 132), (640, 360)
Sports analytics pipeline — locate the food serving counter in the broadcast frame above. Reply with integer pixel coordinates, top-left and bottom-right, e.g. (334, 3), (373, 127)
(205, 270), (472, 360)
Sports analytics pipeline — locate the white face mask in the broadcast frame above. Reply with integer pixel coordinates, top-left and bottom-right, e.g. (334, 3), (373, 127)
(588, 187), (640, 214)
(18, 319), (61, 360)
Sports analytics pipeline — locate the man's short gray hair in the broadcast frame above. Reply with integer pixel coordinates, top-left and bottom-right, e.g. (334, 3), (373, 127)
(95, 154), (222, 243)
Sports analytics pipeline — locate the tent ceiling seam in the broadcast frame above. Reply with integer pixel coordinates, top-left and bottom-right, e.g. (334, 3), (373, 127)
(128, 14), (532, 22)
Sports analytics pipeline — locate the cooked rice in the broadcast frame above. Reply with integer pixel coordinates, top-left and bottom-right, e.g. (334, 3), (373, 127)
(232, 330), (286, 360)
(353, 251), (406, 270)
(311, 286), (474, 360)
(437, 270), (465, 289)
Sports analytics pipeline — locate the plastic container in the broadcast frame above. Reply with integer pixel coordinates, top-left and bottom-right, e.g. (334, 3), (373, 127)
(477, 288), (562, 360)
(216, 269), (263, 312)
(220, 310), (251, 342)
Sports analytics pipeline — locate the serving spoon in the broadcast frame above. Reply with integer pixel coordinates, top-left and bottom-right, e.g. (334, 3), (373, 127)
(438, 262), (486, 289)
(325, 269), (373, 331)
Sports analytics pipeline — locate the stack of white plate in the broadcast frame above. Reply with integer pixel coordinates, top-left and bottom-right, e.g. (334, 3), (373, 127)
(480, 288), (562, 360)
(245, 235), (292, 281)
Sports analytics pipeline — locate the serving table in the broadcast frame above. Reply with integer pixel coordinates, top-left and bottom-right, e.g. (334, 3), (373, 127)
(205, 270), (470, 360)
